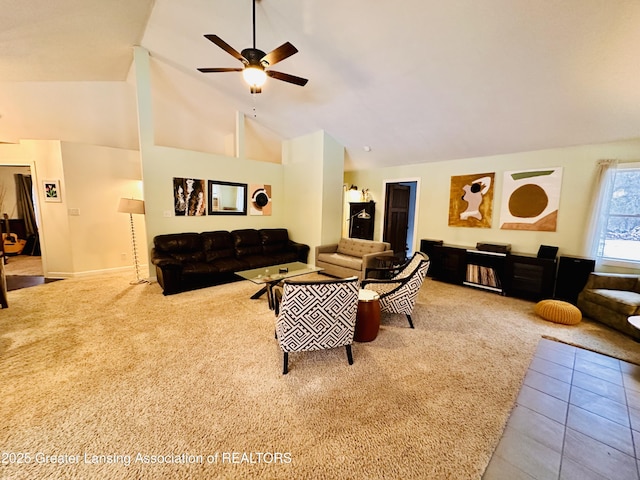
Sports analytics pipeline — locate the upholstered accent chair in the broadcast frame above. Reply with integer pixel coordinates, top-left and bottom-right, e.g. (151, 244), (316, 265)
(274, 277), (359, 374)
(361, 252), (430, 329)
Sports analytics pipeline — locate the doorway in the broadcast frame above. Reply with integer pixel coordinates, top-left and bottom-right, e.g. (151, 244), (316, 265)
(0, 165), (43, 280)
(382, 180), (418, 261)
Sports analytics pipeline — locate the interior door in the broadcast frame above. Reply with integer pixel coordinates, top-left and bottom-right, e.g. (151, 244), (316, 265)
(383, 183), (410, 260)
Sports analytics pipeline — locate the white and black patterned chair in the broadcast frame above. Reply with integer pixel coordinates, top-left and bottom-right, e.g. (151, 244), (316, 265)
(275, 277), (359, 374)
(361, 252), (430, 329)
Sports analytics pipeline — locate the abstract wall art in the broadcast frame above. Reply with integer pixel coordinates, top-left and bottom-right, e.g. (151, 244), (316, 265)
(173, 177), (206, 216)
(499, 167), (563, 231)
(249, 184), (272, 216)
(448, 173), (495, 228)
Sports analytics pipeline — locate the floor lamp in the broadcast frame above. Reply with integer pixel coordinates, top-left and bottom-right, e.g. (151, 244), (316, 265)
(118, 198), (148, 285)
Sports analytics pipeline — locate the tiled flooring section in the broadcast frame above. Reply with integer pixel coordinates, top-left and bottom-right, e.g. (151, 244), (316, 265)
(483, 338), (640, 480)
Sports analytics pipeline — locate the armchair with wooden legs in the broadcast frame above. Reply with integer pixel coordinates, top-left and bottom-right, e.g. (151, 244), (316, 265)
(274, 276), (359, 374)
(361, 252), (430, 329)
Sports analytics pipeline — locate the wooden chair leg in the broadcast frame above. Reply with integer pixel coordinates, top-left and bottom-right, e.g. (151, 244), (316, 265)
(283, 352), (289, 375)
(406, 314), (414, 329)
(345, 344), (354, 365)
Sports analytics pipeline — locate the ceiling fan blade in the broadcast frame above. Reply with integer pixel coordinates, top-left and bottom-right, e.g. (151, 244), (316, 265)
(266, 70), (308, 86)
(204, 34), (247, 64)
(197, 67), (243, 73)
(261, 42), (298, 67)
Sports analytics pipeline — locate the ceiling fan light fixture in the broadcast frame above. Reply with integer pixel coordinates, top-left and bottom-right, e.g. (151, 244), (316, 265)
(243, 66), (267, 88)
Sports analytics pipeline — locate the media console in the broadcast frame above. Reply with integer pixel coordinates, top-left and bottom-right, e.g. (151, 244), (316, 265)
(420, 239), (573, 302)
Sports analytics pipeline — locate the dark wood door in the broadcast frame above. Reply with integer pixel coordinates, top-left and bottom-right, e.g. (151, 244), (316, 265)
(383, 183), (410, 260)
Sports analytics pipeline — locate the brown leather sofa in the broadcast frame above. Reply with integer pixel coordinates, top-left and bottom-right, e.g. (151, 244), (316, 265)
(151, 228), (309, 295)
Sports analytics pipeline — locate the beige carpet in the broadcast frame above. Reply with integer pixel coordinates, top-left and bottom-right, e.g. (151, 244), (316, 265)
(1, 272), (639, 479)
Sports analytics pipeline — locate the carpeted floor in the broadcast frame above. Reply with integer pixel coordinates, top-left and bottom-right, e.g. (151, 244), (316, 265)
(1, 272), (638, 479)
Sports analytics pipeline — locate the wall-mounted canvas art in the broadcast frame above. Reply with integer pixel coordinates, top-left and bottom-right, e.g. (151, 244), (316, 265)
(173, 177), (206, 216)
(448, 173), (495, 228)
(249, 184), (272, 216)
(499, 167), (563, 231)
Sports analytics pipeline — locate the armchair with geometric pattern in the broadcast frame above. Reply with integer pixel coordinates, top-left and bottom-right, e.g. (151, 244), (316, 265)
(361, 252), (430, 329)
(274, 276), (359, 374)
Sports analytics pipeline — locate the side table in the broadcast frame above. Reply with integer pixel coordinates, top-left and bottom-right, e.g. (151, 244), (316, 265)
(365, 254), (403, 279)
(354, 289), (380, 342)
(628, 316), (640, 342)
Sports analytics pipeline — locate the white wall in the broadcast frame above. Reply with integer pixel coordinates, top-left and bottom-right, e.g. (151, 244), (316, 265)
(0, 140), (145, 277)
(345, 138), (640, 273)
(60, 142), (146, 275)
(282, 130), (345, 263)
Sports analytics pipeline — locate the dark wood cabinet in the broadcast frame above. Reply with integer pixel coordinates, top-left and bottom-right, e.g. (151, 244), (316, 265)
(419, 239), (443, 277)
(427, 244), (467, 285)
(504, 254), (556, 301)
(421, 239), (577, 302)
(349, 201), (375, 240)
(554, 255), (595, 304)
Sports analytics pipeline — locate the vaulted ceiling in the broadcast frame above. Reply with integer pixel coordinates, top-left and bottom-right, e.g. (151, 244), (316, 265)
(1, 0), (639, 170)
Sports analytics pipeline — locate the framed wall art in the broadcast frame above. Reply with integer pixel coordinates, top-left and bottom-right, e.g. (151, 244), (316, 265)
(249, 184), (272, 216)
(173, 177), (207, 216)
(43, 180), (61, 203)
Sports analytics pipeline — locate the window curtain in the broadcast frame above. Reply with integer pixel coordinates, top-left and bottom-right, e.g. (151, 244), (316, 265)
(585, 159), (618, 262)
(14, 174), (38, 237)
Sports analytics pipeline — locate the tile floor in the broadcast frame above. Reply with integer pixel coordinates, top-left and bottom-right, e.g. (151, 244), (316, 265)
(483, 337), (640, 480)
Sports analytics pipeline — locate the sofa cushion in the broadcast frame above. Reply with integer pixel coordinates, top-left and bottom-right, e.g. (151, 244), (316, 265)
(209, 257), (248, 274)
(202, 231), (236, 262)
(232, 229), (263, 258)
(317, 252), (363, 271)
(336, 238), (388, 258)
(580, 288), (640, 316)
(154, 233), (202, 254)
(260, 228), (290, 254)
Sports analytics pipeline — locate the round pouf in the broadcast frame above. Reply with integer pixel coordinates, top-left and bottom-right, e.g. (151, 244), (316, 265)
(535, 299), (582, 325)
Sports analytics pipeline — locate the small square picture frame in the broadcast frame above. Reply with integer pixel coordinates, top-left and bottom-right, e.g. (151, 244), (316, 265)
(43, 180), (61, 202)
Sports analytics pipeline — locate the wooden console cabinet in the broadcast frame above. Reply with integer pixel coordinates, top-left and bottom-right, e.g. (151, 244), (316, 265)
(504, 254), (556, 301)
(422, 241), (559, 301)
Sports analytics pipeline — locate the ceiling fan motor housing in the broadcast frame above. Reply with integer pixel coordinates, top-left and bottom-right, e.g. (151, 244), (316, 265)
(241, 48), (268, 67)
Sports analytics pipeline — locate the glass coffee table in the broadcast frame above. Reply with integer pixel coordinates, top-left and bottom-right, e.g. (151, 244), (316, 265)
(235, 262), (322, 309)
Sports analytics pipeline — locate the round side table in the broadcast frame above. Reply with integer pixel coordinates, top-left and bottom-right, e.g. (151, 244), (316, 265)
(628, 316), (640, 342)
(354, 289), (381, 342)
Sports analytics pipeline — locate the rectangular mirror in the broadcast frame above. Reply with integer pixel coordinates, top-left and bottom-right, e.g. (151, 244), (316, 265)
(207, 180), (247, 215)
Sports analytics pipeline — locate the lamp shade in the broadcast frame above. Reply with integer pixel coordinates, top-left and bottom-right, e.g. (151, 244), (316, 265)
(242, 66), (267, 87)
(118, 198), (145, 215)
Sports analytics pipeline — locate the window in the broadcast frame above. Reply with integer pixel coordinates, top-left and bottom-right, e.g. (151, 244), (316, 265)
(591, 162), (640, 266)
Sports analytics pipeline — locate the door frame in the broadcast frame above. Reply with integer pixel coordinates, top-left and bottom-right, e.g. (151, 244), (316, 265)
(381, 177), (421, 256)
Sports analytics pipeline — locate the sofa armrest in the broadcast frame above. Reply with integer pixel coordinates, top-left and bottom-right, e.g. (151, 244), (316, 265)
(150, 250), (182, 268)
(288, 240), (310, 263)
(583, 272), (640, 292)
(316, 243), (339, 256)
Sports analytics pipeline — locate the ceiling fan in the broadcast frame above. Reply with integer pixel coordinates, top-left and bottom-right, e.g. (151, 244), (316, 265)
(197, 0), (308, 94)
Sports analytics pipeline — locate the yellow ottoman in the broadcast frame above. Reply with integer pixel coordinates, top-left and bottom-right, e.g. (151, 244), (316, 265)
(535, 299), (582, 325)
